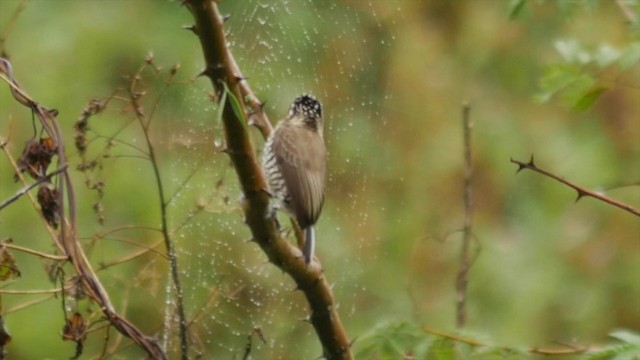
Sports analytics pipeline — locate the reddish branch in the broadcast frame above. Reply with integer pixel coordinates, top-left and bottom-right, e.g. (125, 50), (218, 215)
(183, 1), (353, 359)
(0, 58), (167, 359)
(511, 156), (639, 217)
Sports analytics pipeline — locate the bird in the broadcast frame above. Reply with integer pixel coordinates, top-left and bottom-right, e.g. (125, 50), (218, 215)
(262, 94), (327, 264)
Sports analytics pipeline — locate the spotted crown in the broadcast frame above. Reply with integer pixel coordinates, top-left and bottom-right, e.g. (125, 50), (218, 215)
(289, 94), (322, 121)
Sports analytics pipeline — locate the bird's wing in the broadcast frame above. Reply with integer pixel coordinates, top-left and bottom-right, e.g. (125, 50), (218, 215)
(272, 123), (326, 227)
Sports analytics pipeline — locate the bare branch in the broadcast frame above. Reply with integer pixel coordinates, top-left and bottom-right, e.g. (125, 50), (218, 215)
(511, 157), (640, 217)
(456, 102), (473, 328)
(1, 240), (68, 261)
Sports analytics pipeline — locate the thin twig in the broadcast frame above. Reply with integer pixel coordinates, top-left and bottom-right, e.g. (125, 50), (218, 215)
(0, 165), (68, 211)
(0, 0), (27, 53)
(95, 236), (167, 259)
(615, 0), (637, 23)
(97, 240), (165, 271)
(165, 158), (208, 205)
(1, 241), (68, 261)
(456, 102), (473, 328)
(0, 287), (68, 295)
(4, 294), (55, 314)
(511, 156), (640, 217)
(128, 61), (189, 360)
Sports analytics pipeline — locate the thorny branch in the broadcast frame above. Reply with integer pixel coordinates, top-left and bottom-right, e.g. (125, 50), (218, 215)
(511, 156), (640, 217)
(183, 1), (353, 359)
(0, 58), (167, 359)
(183, 10), (272, 140)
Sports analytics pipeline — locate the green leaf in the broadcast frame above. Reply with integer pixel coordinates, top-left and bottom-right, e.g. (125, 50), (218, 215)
(561, 72), (595, 106)
(473, 345), (525, 359)
(610, 329), (640, 346)
(586, 330), (640, 360)
(414, 337), (436, 359)
(573, 86), (608, 111)
(355, 322), (432, 359)
(222, 82), (248, 131)
(618, 42), (640, 70)
(555, 39), (591, 64)
(595, 44), (621, 67)
(535, 64), (581, 103)
(0, 248), (20, 281)
(509, 0), (528, 19)
(215, 83), (227, 126)
(431, 338), (455, 360)
(585, 343), (638, 359)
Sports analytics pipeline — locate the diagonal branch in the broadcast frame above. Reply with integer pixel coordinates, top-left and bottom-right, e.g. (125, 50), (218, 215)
(0, 165), (67, 211)
(615, 0), (637, 23)
(511, 156), (640, 217)
(183, 1), (353, 359)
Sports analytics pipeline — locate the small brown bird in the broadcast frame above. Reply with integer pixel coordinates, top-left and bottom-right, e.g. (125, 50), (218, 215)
(262, 94), (327, 264)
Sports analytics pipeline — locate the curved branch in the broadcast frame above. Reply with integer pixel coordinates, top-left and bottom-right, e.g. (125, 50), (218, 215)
(184, 1), (353, 359)
(0, 57), (167, 360)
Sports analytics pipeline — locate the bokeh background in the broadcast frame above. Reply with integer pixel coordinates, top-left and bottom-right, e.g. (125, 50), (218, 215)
(0, 0), (638, 359)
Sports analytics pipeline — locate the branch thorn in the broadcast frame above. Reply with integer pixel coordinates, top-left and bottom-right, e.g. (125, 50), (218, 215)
(182, 24), (198, 35)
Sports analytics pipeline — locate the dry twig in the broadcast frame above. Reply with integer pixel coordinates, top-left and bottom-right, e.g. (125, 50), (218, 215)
(127, 57), (189, 360)
(455, 102), (473, 328)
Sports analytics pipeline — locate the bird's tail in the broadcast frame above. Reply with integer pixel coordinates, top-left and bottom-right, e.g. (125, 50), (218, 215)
(303, 226), (315, 264)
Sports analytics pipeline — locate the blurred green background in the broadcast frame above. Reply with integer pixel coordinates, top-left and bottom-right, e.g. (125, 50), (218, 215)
(0, 0), (638, 359)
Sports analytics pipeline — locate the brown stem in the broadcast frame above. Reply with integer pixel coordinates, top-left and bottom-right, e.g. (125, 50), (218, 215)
(184, 1), (353, 358)
(511, 156), (640, 217)
(128, 60), (189, 360)
(1, 241), (69, 261)
(456, 102), (473, 328)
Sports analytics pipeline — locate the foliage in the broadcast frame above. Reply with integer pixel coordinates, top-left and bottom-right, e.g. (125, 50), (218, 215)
(535, 40), (639, 111)
(586, 330), (640, 360)
(513, 0), (640, 111)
